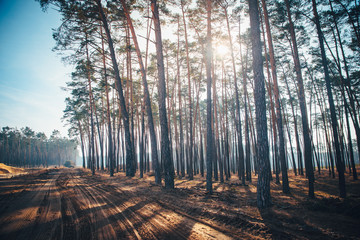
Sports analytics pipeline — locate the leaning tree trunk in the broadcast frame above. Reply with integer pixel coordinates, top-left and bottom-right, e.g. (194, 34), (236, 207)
(96, 0), (135, 176)
(261, 0), (289, 193)
(283, 104), (297, 175)
(261, 20), (279, 184)
(345, 100), (357, 180)
(285, 0), (314, 198)
(311, 0), (346, 197)
(330, 0), (360, 167)
(283, 71), (304, 176)
(121, 0), (161, 184)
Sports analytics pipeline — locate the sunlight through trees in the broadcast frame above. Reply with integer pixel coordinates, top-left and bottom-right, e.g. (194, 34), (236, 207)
(33, 0), (360, 207)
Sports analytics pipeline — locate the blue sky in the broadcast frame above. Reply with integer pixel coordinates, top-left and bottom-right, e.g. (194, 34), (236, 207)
(0, 0), (72, 137)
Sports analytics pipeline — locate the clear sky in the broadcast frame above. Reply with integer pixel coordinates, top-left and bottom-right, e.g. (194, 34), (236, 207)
(0, 0), (72, 137)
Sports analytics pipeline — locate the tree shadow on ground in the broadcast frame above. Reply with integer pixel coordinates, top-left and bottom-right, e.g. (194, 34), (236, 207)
(259, 204), (332, 239)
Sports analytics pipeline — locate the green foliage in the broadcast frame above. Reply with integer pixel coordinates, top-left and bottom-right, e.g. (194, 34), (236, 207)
(0, 126), (78, 167)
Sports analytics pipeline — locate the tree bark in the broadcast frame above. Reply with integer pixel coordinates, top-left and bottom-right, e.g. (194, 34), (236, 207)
(206, 0), (213, 194)
(311, 0), (346, 197)
(248, 0), (271, 208)
(121, 0), (161, 184)
(285, 0), (314, 198)
(151, 0), (174, 189)
(96, 0), (135, 176)
(85, 33), (95, 176)
(181, 2), (194, 180)
(100, 25), (114, 176)
(261, 0), (289, 193)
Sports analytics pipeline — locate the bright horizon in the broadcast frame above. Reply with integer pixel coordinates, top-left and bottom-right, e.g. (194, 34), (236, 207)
(0, 0), (72, 138)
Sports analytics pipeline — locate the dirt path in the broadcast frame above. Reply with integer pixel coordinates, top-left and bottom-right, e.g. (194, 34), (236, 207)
(0, 170), (62, 240)
(0, 168), (359, 240)
(0, 168), (233, 240)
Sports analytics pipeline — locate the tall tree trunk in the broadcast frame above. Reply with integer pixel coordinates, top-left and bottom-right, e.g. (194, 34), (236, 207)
(248, 0), (271, 208)
(283, 104), (297, 175)
(100, 26), (114, 176)
(212, 65), (219, 182)
(96, 0), (134, 176)
(239, 19), (252, 182)
(181, 2), (194, 180)
(330, 0), (360, 164)
(206, 0), (213, 194)
(285, 0), (314, 198)
(176, 16), (185, 178)
(261, 19), (279, 184)
(151, 0), (174, 189)
(173, 93), (180, 176)
(283, 70), (304, 176)
(85, 33), (95, 176)
(121, 0), (161, 184)
(220, 3), (245, 184)
(140, 105), (145, 178)
(345, 100), (358, 180)
(261, 0), (289, 193)
(311, 0), (346, 197)
(198, 105), (205, 178)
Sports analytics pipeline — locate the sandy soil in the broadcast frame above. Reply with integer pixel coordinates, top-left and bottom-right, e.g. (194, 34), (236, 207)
(0, 167), (359, 240)
(0, 163), (25, 175)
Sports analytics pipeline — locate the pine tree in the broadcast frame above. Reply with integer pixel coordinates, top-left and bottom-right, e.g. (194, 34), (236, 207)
(248, 0), (271, 208)
(151, 0), (174, 189)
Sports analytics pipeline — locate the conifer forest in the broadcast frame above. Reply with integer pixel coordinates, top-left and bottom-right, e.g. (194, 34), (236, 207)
(0, 0), (359, 239)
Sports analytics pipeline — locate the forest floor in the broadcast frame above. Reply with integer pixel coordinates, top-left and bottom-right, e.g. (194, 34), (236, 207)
(0, 166), (359, 240)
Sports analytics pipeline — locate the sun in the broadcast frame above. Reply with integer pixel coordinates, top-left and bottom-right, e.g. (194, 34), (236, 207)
(215, 44), (230, 57)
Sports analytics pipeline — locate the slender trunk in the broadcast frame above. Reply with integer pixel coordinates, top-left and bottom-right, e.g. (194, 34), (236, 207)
(121, 0), (161, 184)
(181, 3), (194, 180)
(285, 0), (314, 198)
(345, 100), (358, 180)
(261, 17), (279, 184)
(283, 71), (304, 175)
(199, 105), (205, 178)
(239, 20), (252, 182)
(312, 0), (346, 197)
(212, 64), (219, 182)
(283, 104), (297, 175)
(78, 120), (86, 169)
(101, 26), (114, 176)
(206, 0), (213, 194)
(85, 33), (95, 176)
(176, 16), (185, 178)
(220, 4), (245, 184)
(173, 93), (180, 176)
(261, 0), (289, 193)
(97, 0), (134, 176)
(329, 0), (359, 180)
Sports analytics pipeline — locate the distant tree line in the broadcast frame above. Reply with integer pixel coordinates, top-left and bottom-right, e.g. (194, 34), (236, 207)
(0, 127), (78, 167)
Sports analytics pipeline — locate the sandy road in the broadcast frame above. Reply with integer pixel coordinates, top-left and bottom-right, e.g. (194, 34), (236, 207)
(0, 168), (234, 240)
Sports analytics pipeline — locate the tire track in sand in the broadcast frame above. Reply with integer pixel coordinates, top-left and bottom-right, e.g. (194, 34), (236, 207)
(0, 170), (62, 240)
